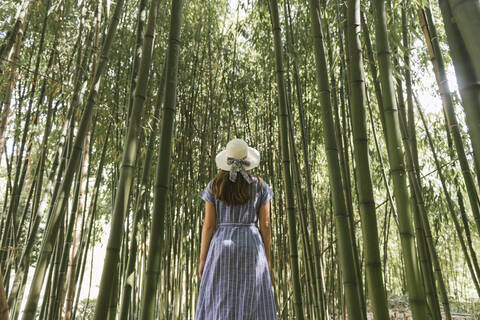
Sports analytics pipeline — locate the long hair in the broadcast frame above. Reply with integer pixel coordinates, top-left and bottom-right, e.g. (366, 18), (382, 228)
(211, 170), (253, 206)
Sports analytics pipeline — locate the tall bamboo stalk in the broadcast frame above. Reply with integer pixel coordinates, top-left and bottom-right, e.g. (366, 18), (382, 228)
(20, 0), (125, 316)
(268, 0), (304, 318)
(418, 6), (480, 236)
(93, 0), (160, 316)
(118, 63), (166, 320)
(436, 0), (480, 235)
(345, 0), (389, 317)
(416, 100), (480, 296)
(0, 9), (26, 162)
(0, 269), (8, 320)
(400, 6), (442, 318)
(446, 0), (480, 79)
(396, 79), (448, 320)
(139, 0), (183, 317)
(284, 0), (326, 316)
(0, 0), (35, 72)
(371, 0), (429, 317)
(63, 124), (91, 319)
(308, 0), (363, 318)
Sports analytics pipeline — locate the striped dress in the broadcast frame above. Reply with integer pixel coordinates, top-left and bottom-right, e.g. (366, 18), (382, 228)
(195, 176), (278, 320)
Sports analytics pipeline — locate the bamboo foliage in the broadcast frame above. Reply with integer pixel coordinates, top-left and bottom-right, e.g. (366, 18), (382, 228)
(437, 0), (480, 228)
(416, 99), (480, 296)
(418, 5), (480, 237)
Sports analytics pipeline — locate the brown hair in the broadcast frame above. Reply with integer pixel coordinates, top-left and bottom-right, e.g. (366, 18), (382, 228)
(211, 170), (261, 206)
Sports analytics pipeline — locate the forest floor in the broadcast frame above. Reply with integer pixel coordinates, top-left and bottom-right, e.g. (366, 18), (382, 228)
(363, 296), (480, 319)
(366, 309), (474, 319)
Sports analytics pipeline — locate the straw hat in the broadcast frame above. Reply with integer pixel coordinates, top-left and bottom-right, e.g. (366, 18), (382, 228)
(215, 138), (260, 171)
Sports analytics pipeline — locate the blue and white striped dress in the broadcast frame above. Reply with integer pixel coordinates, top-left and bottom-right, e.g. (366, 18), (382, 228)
(195, 176), (278, 320)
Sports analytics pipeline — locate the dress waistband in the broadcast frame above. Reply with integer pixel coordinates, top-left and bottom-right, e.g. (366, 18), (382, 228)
(218, 222), (257, 227)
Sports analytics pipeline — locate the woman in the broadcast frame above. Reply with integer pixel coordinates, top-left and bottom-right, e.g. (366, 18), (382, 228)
(195, 138), (278, 319)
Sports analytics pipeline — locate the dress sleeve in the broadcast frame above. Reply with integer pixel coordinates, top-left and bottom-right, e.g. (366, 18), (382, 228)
(259, 181), (274, 207)
(200, 180), (215, 204)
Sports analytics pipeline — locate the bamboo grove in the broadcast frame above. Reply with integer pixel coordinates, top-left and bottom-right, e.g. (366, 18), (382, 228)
(0, 0), (479, 318)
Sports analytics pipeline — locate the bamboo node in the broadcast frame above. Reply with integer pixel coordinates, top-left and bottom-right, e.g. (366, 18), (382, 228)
(389, 168), (405, 176)
(169, 37), (181, 45)
(155, 183), (169, 190)
(408, 298), (426, 305)
(365, 261), (382, 269)
(342, 281), (357, 287)
(359, 200), (375, 207)
(399, 231), (413, 238)
(459, 81), (480, 92)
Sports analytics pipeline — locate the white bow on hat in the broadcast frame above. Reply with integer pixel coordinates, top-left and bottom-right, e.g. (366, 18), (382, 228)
(215, 138), (260, 183)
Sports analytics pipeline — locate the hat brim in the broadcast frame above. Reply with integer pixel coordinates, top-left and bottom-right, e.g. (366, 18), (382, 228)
(215, 147), (260, 171)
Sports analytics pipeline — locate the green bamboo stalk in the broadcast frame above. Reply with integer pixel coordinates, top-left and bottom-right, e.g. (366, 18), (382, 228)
(329, 9), (366, 317)
(456, 187), (480, 293)
(345, 0), (389, 317)
(284, 0), (326, 316)
(7, 106), (65, 312)
(397, 7), (444, 319)
(436, 0), (480, 235)
(287, 92), (316, 318)
(446, 0), (480, 79)
(20, 0), (126, 316)
(126, 0), (148, 122)
(396, 80), (444, 320)
(361, 13), (386, 135)
(283, 7), (316, 317)
(0, 0), (35, 72)
(93, 0), (160, 316)
(118, 63), (166, 320)
(416, 99), (480, 297)
(47, 168), (81, 319)
(419, 6), (480, 238)
(307, 0), (363, 318)
(139, 0), (183, 317)
(0, 0), (50, 271)
(43, 219), (65, 319)
(38, 243), (57, 320)
(0, 268), (8, 320)
(366, 92), (397, 291)
(267, 0), (304, 318)
(401, 7), (442, 318)
(0, 2), (28, 162)
(337, 8), (367, 314)
(371, 0), (429, 317)
(71, 125), (110, 320)
(60, 125), (91, 319)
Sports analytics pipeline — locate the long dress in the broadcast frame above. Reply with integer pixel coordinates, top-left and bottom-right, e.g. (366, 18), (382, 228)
(195, 176), (278, 320)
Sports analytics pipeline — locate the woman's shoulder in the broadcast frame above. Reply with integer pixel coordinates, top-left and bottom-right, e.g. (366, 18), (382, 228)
(253, 176), (271, 191)
(206, 178), (216, 192)
(252, 175), (264, 184)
